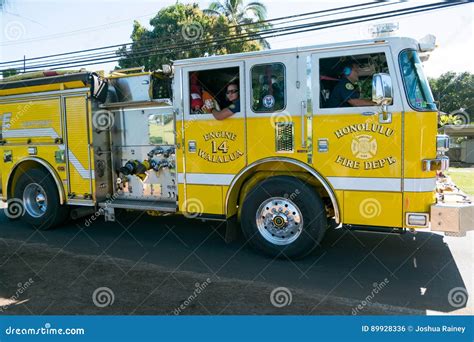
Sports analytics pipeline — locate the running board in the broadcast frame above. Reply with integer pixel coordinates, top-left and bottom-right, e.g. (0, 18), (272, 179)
(344, 225), (405, 235)
(98, 199), (177, 212)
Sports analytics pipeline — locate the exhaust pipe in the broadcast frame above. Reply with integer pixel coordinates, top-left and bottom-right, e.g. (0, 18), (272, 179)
(70, 207), (97, 220)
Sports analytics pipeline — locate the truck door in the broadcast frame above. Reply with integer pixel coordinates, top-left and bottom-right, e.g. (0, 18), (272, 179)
(245, 54), (308, 164)
(312, 46), (404, 227)
(181, 62), (245, 216)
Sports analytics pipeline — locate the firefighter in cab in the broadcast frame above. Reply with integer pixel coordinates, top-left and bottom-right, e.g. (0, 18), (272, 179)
(327, 62), (375, 108)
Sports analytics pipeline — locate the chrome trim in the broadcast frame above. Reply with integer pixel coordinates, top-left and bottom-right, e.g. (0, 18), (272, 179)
(5, 157), (66, 205)
(401, 110), (405, 192)
(67, 199), (95, 206)
(300, 101), (306, 148)
(61, 96), (71, 195)
(305, 55), (313, 164)
(98, 199), (177, 212)
(84, 95), (93, 196)
(101, 99), (172, 110)
(422, 157), (449, 172)
(275, 122), (294, 153)
(225, 157), (341, 223)
(405, 212), (429, 228)
(256, 196), (303, 245)
(372, 73), (393, 106)
(378, 111), (392, 124)
(436, 134), (450, 153)
(23, 183), (48, 218)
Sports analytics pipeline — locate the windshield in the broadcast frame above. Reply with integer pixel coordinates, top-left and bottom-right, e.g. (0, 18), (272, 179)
(399, 49), (437, 111)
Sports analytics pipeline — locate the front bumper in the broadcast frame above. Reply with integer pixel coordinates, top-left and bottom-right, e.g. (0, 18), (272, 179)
(430, 203), (474, 237)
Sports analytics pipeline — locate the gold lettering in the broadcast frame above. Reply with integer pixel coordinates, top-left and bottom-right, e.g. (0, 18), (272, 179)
(203, 131), (238, 141)
(198, 148), (243, 163)
(334, 124), (396, 139)
(336, 155), (360, 169)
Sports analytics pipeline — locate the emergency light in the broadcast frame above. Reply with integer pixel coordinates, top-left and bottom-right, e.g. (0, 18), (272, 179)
(368, 22), (399, 38)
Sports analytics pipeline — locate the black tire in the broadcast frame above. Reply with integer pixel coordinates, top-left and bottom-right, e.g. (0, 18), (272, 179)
(13, 168), (69, 230)
(241, 176), (327, 259)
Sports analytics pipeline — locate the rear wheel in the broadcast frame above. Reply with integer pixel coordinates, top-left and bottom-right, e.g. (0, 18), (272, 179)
(241, 176), (327, 259)
(13, 168), (69, 230)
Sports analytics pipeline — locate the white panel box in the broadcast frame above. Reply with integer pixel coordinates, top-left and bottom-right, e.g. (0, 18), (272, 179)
(430, 203), (474, 236)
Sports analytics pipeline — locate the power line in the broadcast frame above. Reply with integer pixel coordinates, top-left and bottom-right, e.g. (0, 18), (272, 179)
(0, 1), (389, 66)
(1, 1), (469, 73)
(0, 1), (431, 71)
(3, 1), (459, 72)
(8, 1), (403, 70)
(8, 1), (401, 69)
(0, 11), (160, 46)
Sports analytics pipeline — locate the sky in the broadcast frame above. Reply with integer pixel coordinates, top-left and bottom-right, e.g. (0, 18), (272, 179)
(0, 0), (473, 77)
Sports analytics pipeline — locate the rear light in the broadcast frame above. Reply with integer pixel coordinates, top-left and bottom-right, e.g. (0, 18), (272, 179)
(406, 213), (429, 227)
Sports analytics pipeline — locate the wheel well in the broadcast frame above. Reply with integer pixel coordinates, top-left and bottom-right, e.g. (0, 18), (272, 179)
(225, 158), (340, 223)
(7, 159), (65, 204)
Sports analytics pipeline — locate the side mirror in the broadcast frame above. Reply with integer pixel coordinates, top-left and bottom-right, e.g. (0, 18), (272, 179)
(372, 73), (393, 106)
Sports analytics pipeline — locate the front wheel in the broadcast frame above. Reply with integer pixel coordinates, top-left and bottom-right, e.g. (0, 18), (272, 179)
(13, 168), (69, 230)
(241, 176), (327, 259)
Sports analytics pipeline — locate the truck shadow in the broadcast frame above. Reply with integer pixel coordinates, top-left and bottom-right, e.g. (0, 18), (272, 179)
(0, 210), (469, 314)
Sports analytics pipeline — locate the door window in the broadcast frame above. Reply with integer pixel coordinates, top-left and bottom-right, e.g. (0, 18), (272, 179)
(319, 52), (391, 108)
(188, 67), (240, 116)
(251, 63), (286, 112)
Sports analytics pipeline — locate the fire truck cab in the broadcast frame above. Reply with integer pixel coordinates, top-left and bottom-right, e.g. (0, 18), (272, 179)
(0, 36), (470, 258)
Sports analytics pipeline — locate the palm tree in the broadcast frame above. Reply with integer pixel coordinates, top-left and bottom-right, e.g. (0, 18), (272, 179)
(205, 0), (271, 49)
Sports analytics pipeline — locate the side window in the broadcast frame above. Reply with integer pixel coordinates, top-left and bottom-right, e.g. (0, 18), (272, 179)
(188, 67), (240, 115)
(319, 52), (390, 108)
(251, 63), (286, 112)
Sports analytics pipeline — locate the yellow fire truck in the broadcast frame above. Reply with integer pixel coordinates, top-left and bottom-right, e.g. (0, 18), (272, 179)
(0, 36), (471, 258)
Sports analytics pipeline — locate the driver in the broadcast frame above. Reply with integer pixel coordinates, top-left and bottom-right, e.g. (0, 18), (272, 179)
(327, 62), (375, 108)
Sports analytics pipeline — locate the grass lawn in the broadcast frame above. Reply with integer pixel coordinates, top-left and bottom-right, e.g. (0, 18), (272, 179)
(446, 167), (474, 195)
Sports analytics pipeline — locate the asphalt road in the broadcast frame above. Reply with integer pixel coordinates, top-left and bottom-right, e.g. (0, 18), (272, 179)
(0, 203), (472, 315)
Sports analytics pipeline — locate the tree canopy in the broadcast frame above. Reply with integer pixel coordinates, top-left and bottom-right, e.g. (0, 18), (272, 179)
(429, 71), (474, 122)
(204, 0), (270, 48)
(117, 2), (269, 71)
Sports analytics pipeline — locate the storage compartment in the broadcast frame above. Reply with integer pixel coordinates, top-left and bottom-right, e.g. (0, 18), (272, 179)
(110, 106), (177, 202)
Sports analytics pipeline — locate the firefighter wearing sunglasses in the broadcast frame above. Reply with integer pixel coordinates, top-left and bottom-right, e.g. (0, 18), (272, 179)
(204, 82), (240, 120)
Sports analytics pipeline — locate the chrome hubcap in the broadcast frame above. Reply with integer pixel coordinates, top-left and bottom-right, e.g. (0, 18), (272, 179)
(23, 183), (48, 218)
(256, 197), (303, 245)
